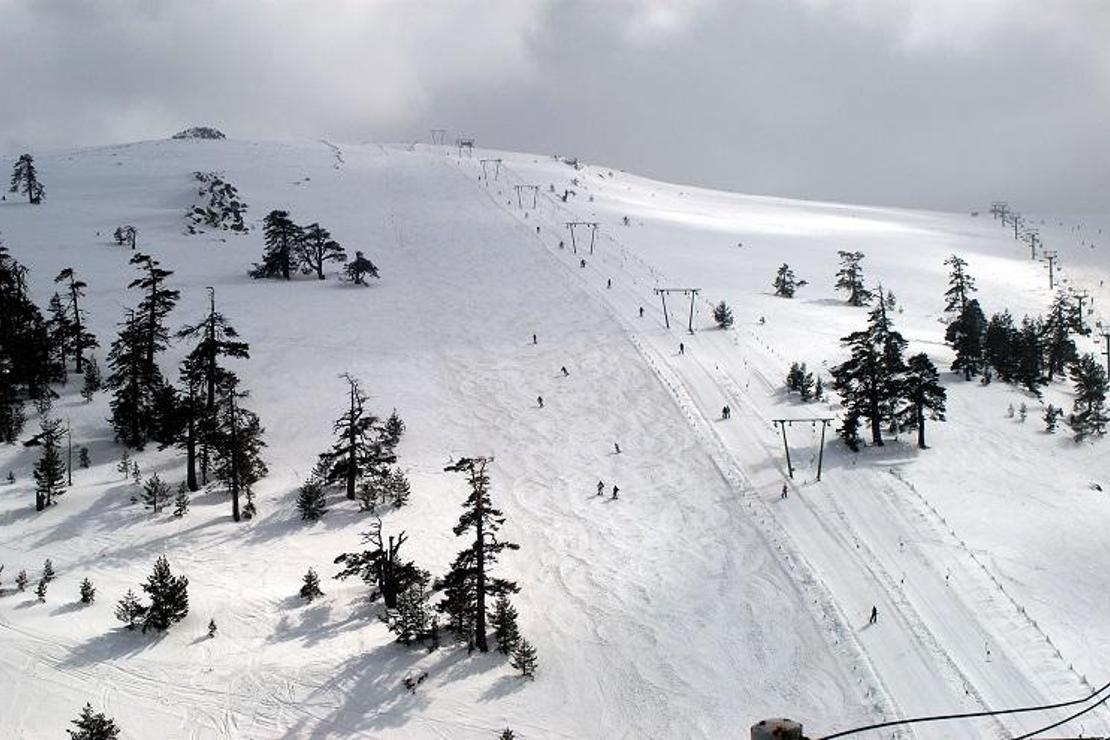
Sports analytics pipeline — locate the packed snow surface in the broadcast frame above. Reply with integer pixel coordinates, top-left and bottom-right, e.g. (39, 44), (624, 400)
(1, 138), (1108, 738)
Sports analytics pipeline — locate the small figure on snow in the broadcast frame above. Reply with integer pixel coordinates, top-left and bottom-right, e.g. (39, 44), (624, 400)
(722, 405), (730, 420)
(679, 342), (685, 355)
(869, 606), (878, 625)
(758, 316), (766, 325)
(606, 278), (612, 289)
(639, 306), (644, 318)
(532, 333), (537, 345)
(561, 366), (569, 377)
(537, 395), (544, 408)
(208, 619), (218, 638)
(781, 483), (788, 499)
(614, 442), (621, 454)
(597, 480), (605, 497)
(611, 485), (619, 500)
(580, 259), (586, 268)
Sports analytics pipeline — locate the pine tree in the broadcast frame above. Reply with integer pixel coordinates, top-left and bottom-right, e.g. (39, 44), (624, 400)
(499, 730), (516, 740)
(945, 298), (987, 380)
(318, 375), (396, 501)
(1018, 402), (1028, 422)
(814, 376), (824, 401)
(1069, 353), (1109, 441)
(30, 416), (67, 510)
(384, 409), (405, 448)
(67, 703), (120, 740)
(1014, 316), (1047, 396)
(382, 569), (433, 646)
(297, 477), (327, 522)
(835, 251), (873, 306)
(15, 569), (28, 591)
(510, 638), (537, 679)
(713, 300), (734, 329)
(78, 447), (90, 468)
(1043, 404), (1062, 433)
(209, 390), (267, 522)
(0, 243), (53, 441)
(42, 558), (55, 582)
(128, 253), (180, 377)
(772, 263), (801, 298)
(299, 222), (348, 279)
(54, 268), (98, 373)
(388, 468), (411, 508)
(334, 518), (424, 609)
(173, 482), (190, 516)
(106, 310), (160, 447)
(113, 225), (137, 249)
(344, 251), (380, 285)
(943, 254), (976, 314)
(299, 568), (324, 602)
(207, 619), (217, 638)
(984, 311), (1018, 383)
(1043, 293), (1078, 381)
(79, 577), (96, 604)
(9, 153), (44, 204)
(786, 362), (815, 401)
(141, 555), (189, 632)
(490, 595), (521, 655)
(438, 457), (520, 652)
(896, 353), (947, 449)
(831, 290), (907, 448)
(35, 578), (48, 602)
(81, 356), (101, 402)
(46, 293), (72, 383)
(116, 449), (131, 479)
(114, 589), (145, 629)
(142, 473), (171, 514)
(251, 210), (302, 279)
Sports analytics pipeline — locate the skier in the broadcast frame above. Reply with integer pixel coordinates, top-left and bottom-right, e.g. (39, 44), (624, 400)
(722, 405), (730, 420)
(597, 480), (604, 497)
(537, 395), (544, 408)
(611, 485), (619, 500)
(679, 342), (685, 355)
(561, 366), (569, 377)
(559, 240), (565, 249)
(758, 316), (766, 325)
(606, 278), (612, 289)
(869, 606), (878, 625)
(614, 442), (621, 454)
(781, 483), (788, 499)
(532, 333), (537, 345)
(580, 259), (586, 268)
(639, 306), (644, 318)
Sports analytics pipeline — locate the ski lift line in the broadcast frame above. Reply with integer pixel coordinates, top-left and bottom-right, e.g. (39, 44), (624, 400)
(819, 678), (1110, 739)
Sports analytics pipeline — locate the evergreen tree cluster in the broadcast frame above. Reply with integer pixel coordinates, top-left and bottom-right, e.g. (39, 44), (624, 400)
(772, 263), (804, 298)
(250, 210), (356, 281)
(185, 171), (248, 234)
(114, 555), (189, 633)
(0, 239), (53, 442)
(112, 225), (138, 249)
(10, 154), (45, 204)
(785, 362), (820, 402)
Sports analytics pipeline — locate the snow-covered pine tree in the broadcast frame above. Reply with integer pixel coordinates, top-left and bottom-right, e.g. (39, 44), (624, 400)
(334, 518), (424, 609)
(1043, 404), (1062, 433)
(79, 577), (96, 604)
(30, 416), (67, 511)
(1014, 316), (1046, 396)
(299, 567), (324, 602)
(438, 457), (520, 652)
(0, 244), (54, 441)
(387, 468), (411, 508)
(490, 594), (521, 655)
(142, 473), (171, 514)
(945, 298), (987, 380)
(172, 482), (189, 516)
(1069, 353), (1109, 442)
(9, 153), (44, 204)
(116, 449), (131, 479)
(830, 289), (907, 449)
(66, 703), (120, 740)
(209, 389), (267, 522)
(207, 619), (217, 638)
(318, 374), (396, 501)
(297, 476), (327, 522)
(384, 409), (405, 448)
(35, 578), (48, 602)
(772, 263), (802, 298)
(896, 353), (947, 449)
(15, 569), (28, 591)
(298, 222), (347, 279)
(106, 309), (162, 447)
(80, 356), (101, 402)
(382, 569), (434, 646)
(1043, 293), (1078, 381)
(114, 589), (145, 629)
(835, 251), (873, 306)
(344, 251), (380, 285)
(511, 637), (537, 679)
(499, 729), (516, 740)
(46, 293), (72, 383)
(943, 254), (976, 314)
(141, 555), (189, 632)
(713, 300), (734, 329)
(250, 210), (302, 279)
(42, 559), (55, 582)
(54, 268), (98, 374)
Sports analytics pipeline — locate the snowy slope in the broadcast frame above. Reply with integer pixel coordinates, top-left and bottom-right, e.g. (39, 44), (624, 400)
(0, 138), (1107, 739)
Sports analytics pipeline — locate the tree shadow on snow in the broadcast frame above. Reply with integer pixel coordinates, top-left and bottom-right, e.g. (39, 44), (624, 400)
(50, 601), (91, 616)
(478, 672), (528, 702)
(60, 627), (162, 668)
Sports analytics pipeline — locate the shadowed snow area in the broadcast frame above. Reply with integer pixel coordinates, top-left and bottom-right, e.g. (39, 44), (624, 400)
(1, 139), (1108, 738)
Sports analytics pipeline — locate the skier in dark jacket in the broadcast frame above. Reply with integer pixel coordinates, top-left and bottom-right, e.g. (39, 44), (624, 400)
(597, 480), (604, 497)
(869, 606), (878, 625)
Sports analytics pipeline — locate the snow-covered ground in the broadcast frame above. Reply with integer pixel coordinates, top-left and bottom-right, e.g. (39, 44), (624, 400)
(0, 138), (1107, 738)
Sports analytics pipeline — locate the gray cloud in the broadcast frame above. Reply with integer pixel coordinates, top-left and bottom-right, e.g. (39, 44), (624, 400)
(1, 0), (1108, 211)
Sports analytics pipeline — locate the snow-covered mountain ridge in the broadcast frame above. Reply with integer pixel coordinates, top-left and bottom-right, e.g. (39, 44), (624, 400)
(1, 138), (1108, 739)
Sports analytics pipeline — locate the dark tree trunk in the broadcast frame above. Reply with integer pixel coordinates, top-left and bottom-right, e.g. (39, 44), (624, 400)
(475, 492), (488, 652)
(917, 402), (927, 449)
(230, 399), (241, 522)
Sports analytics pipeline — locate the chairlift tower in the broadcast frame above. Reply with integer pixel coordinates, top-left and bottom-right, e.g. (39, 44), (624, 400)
(479, 158), (502, 181)
(514, 185), (540, 209)
(1042, 250), (1058, 290)
(772, 417), (834, 482)
(429, 128), (447, 146)
(565, 221), (600, 254)
(456, 138), (475, 157)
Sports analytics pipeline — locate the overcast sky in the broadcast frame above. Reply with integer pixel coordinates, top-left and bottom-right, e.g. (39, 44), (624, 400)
(2, 0), (1108, 212)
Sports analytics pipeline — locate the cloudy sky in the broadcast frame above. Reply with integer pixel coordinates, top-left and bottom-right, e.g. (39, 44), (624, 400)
(2, 0), (1108, 211)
